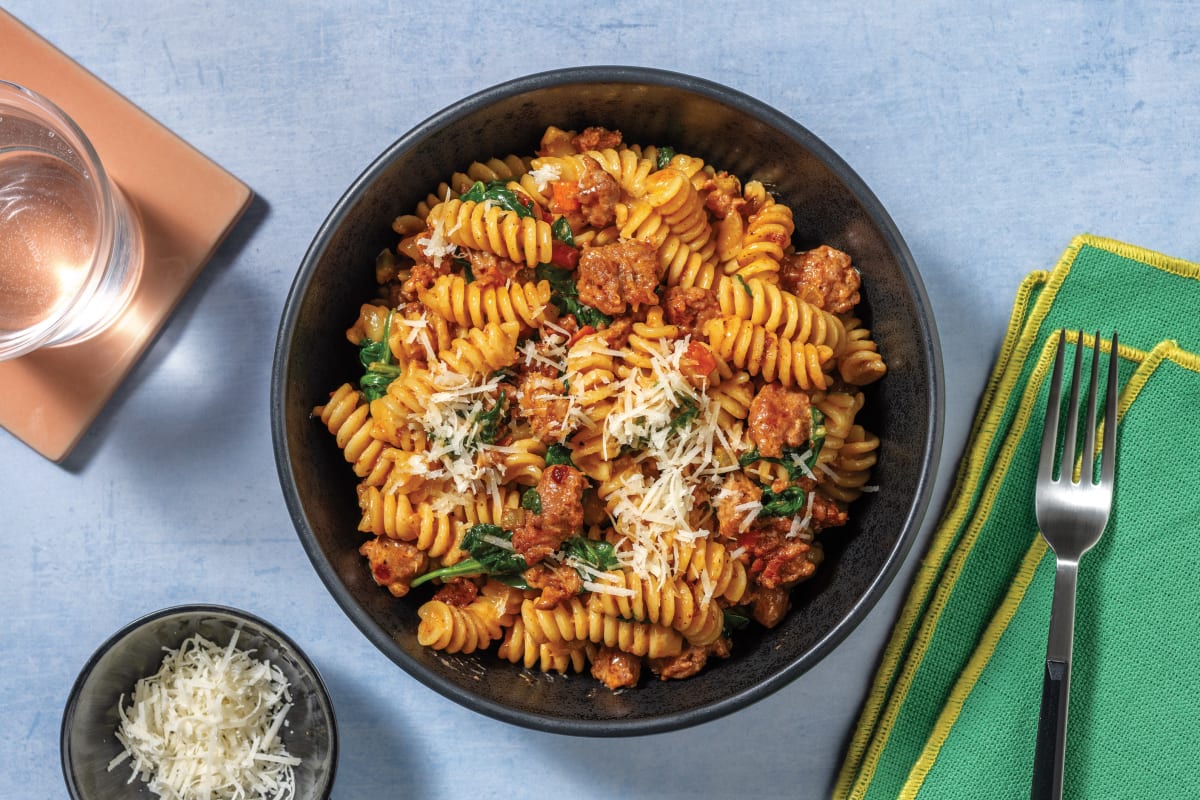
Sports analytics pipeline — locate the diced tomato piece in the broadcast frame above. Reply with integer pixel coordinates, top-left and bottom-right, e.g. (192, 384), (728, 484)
(549, 181), (581, 213)
(568, 325), (596, 346)
(681, 340), (717, 381)
(551, 241), (580, 269)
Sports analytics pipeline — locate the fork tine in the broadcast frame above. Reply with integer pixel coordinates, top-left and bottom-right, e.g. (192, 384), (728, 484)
(1101, 332), (1119, 485)
(1059, 331), (1085, 483)
(1080, 332), (1102, 484)
(1039, 333), (1067, 483)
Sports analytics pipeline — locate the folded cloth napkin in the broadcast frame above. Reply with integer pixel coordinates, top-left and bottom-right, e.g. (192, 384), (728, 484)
(834, 235), (1200, 800)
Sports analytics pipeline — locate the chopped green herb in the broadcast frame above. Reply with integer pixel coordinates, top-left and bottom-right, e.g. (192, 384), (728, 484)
(552, 216), (575, 246)
(655, 146), (676, 170)
(521, 487), (543, 515)
(561, 536), (619, 577)
(545, 443), (576, 467)
(535, 263), (613, 329)
(460, 180), (533, 218)
(735, 274), (753, 297)
(410, 523), (528, 587)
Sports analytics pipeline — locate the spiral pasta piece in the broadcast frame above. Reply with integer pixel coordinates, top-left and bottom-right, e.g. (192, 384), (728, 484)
(417, 581), (524, 654)
(586, 571), (725, 645)
(355, 486), (469, 564)
(437, 320), (521, 377)
(708, 370), (755, 427)
(566, 329), (621, 425)
(458, 487), (523, 528)
(410, 155), (533, 221)
(425, 198), (553, 268)
(498, 617), (591, 673)
(382, 367), (440, 417)
(387, 309), (458, 366)
(314, 383), (393, 486)
(838, 317), (888, 385)
(498, 437), (547, 486)
(704, 315), (834, 390)
(728, 198), (794, 283)
(644, 167), (712, 256)
(715, 276), (847, 354)
(520, 597), (683, 659)
(615, 200), (717, 290)
(665, 153), (713, 190)
(813, 390), (864, 440)
(584, 148), (656, 197)
(675, 538), (750, 604)
(819, 424), (880, 503)
(420, 275), (554, 332)
(530, 149), (656, 198)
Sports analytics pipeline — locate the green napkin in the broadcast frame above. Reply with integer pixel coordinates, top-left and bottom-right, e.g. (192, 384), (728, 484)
(835, 236), (1200, 800)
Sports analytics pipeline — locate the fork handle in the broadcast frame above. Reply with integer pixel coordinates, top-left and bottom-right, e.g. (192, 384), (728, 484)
(1031, 657), (1071, 799)
(1031, 561), (1078, 800)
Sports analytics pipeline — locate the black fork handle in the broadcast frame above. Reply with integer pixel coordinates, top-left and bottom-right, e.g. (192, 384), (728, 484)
(1030, 657), (1070, 799)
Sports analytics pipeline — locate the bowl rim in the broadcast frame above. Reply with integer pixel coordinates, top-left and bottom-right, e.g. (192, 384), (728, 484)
(271, 65), (944, 736)
(59, 603), (339, 799)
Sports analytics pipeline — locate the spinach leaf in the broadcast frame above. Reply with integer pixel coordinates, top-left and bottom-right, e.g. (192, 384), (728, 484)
(545, 443), (576, 467)
(668, 398), (700, 435)
(455, 255), (475, 283)
(561, 536), (619, 576)
(410, 523), (528, 587)
(473, 391), (506, 446)
(808, 407), (827, 470)
(722, 607), (752, 637)
(655, 146), (676, 170)
(358, 310), (400, 401)
(759, 484), (808, 518)
(739, 446), (805, 482)
(535, 264), (613, 329)
(521, 487), (543, 515)
(552, 216), (575, 246)
(460, 180), (533, 218)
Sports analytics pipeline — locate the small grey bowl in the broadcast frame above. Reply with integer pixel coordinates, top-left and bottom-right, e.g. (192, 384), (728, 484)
(61, 604), (338, 799)
(272, 66), (943, 736)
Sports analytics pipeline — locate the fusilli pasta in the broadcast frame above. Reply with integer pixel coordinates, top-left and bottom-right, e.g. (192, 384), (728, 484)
(315, 124), (885, 689)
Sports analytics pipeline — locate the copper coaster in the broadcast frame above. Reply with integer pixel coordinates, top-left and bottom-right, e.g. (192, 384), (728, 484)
(0, 10), (252, 461)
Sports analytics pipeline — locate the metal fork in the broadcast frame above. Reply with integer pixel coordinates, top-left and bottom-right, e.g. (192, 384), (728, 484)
(1030, 330), (1119, 800)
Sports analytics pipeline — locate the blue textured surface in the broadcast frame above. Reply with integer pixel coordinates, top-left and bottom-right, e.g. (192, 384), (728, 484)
(3, 3), (1199, 798)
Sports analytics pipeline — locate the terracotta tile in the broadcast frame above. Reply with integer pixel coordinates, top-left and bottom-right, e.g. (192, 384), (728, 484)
(0, 10), (252, 461)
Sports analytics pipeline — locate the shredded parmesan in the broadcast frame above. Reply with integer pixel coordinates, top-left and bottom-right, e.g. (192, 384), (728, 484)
(107, 631), (301, 800)
(528, 163), (561, 191)
(594, 337), (745, 588)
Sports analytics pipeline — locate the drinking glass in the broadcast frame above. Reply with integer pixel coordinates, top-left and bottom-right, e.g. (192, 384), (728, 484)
(0, 79), (142, 359)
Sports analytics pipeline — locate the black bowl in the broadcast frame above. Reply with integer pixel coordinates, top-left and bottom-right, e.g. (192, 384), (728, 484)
(271, 66), (943, 736)
(61, 604), (338, 798)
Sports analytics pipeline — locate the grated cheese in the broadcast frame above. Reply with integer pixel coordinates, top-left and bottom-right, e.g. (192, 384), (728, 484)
(596, 337), (743, 590)
(582, 580), (636, 597)
(528, 163), (561, 191)
(420, 191), (460, 267)
(107, 631), (300, 800)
